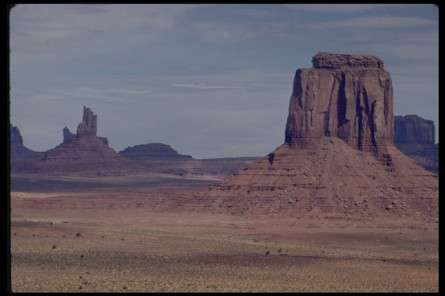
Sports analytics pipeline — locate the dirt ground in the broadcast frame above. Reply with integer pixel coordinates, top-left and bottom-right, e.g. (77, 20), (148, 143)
(10, 179), (438, 292)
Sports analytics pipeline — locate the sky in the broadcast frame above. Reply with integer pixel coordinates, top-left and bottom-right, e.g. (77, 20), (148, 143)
(10, 4), (438, 158)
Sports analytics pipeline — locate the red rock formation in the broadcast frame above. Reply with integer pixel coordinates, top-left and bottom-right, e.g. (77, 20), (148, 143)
(285, 52), (394, 155)
(18, 106), (131, 175)
(207, 53), (437, 220)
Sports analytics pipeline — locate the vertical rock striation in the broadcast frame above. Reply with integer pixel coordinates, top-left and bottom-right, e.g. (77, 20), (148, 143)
(285, 52), (393, 155)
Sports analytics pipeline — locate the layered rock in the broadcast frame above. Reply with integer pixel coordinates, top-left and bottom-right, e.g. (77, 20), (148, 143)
(206, 53), (437, 220)
(119, 143), (192, 160)
(394, 115), (438, 173)
(312, 52), (384, 69)
(285, 52), (393, 155)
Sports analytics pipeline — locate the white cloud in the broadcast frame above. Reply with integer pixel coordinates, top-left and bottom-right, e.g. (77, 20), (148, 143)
(306, 16), (435, 29)
(284, 4), (387, 13)
(172, 83), (243, 90)
(10, 4), (194, 56)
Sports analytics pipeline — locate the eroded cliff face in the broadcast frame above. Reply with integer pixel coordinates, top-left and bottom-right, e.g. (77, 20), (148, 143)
(285, 52), (394, 154)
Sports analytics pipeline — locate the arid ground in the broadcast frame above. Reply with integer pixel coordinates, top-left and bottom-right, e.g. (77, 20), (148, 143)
(11, 174), (438, 292)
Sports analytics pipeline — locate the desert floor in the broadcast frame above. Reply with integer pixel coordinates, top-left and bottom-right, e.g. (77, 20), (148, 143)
(10, 174), (438, 292)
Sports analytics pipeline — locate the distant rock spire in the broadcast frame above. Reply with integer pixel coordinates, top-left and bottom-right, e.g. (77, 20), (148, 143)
(76, 106), (97, 137)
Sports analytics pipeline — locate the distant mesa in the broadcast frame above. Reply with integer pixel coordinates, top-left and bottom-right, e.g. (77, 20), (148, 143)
(10, 106), (198, 176)
(394, 115), (438, 173)
(10, 106), (128, 175)
(394, 115), (434, 145)
(119, 143), (192, 160)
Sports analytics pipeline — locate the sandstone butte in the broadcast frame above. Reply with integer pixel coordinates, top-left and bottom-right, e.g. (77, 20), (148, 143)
(22, 106), (129, 175)
(203, 52), (438, 220)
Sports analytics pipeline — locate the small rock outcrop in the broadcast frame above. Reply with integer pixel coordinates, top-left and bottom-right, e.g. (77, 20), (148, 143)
(394, 115), (438, 173)
(10, 124), (43, 160)
(63, 127), (76, 143)
(285, 52), (393, 155)
(119, 143), (192, 160)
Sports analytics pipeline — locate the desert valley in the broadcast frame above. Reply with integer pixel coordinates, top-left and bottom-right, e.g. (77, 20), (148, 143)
(10, 52), (439, 292)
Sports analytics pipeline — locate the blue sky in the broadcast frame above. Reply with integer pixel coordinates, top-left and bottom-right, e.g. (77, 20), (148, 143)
(10, 4), (438, 158)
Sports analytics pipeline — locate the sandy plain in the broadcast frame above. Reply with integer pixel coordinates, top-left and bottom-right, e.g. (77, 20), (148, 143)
(10, 174), (438, 292)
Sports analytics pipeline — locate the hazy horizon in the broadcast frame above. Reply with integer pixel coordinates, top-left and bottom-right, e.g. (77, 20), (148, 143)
(10, 4), (438, 158)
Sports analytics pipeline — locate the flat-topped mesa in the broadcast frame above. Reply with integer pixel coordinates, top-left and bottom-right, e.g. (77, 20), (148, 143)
(394, 114), (437, 173)
(76, 106), (97, 137)
(312, 52), (384, 69)
(394, 115), (435, 145)
(119, 143), (192, 160)
(285, 52), (393, 155)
